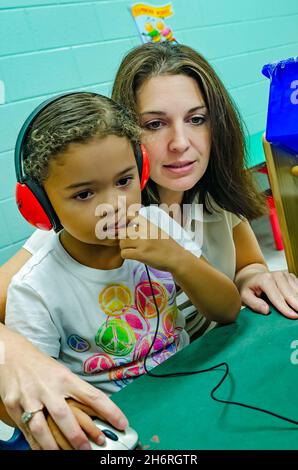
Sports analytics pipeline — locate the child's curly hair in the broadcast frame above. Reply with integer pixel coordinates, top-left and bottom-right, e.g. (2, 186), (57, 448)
(24, 92), (141, 185)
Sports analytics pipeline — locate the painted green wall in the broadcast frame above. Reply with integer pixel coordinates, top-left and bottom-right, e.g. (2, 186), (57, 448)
(0, 0), (298, 263)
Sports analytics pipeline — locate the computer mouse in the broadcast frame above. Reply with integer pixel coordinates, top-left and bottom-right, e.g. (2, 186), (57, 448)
(89, 419), (139, 450)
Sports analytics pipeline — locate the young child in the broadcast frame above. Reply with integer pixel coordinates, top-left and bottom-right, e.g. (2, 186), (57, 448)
(3, 92), (210, 448)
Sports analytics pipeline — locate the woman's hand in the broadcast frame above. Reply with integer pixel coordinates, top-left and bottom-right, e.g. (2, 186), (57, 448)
(238, 269), (298, 318)
(46, 399), (106, 450)
(233, 221), (298, 318)
(0, 326), (128, 450)
(119, 214), (183, 272)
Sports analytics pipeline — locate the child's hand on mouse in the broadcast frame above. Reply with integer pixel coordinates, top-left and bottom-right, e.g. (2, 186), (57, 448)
(46, 398), (106, 450)
(119, 213), (186, 273)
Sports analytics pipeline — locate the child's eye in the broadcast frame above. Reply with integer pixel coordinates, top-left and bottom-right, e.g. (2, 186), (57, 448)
(188, 115), (206, 125)
(143, 120), (165, 130)
(116, 176), (133, 188)
(74, 190), (94, 201)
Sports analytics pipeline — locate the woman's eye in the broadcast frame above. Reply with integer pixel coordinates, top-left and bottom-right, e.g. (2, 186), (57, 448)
(116, 176), (133, 188)
(189, 115), (206, 125)
(74, 190), (94, 201)
(144, 120), (164, 130)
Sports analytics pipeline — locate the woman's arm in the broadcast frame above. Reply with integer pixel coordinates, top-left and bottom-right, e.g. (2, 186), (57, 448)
(234, 220), (298, 317)
(0, 229), (56, 321)
(0, 250), (128, 450)
(0, 248), (32, 323)
(0, 324), (128, 450)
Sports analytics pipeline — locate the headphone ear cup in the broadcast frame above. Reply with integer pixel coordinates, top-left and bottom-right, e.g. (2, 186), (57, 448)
(16, 182), (53, 230)
(16, 181), (61, 231)
(139, 144), (150, 191)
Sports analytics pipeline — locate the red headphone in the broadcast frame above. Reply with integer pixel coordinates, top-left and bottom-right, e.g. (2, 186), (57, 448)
(15, 92), (150, 232)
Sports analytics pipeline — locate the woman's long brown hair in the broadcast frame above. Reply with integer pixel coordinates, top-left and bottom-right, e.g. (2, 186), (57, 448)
(112, 42), (266, 219)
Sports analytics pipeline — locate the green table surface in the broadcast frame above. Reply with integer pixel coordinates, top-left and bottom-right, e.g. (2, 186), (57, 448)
(113, 307), (298, 450)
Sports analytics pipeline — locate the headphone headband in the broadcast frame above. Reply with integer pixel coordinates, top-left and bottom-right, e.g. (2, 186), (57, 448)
(15, 92), (93, 183)
(15, 91), (150, 232)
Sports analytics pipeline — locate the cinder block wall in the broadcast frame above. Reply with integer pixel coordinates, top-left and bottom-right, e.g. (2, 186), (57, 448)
(1, 0), (298, 263)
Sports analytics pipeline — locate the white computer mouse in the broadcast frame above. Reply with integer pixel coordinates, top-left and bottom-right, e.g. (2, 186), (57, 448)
(89, 419), (139, 450)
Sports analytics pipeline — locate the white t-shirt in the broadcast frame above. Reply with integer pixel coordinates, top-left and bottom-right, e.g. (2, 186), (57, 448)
(22, 199), (242, 341)
(7, 207), (201, 395)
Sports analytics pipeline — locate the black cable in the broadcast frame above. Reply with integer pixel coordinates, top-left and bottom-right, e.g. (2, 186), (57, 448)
(143, 264), (298, 426)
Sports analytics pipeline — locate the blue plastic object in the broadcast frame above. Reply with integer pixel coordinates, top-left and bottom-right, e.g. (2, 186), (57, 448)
(0, 428), (30, 450)
(262, 57), (298, 154)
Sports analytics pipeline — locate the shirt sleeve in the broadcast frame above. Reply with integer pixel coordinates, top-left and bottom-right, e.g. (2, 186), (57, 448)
(5, 279), (61, 358)
(23, 230), (55, 255)
(231, 212), (243, 228)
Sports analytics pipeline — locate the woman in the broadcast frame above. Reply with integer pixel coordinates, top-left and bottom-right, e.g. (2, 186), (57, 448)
(1, 42), (297, 450)
(111, 43), (298, 323)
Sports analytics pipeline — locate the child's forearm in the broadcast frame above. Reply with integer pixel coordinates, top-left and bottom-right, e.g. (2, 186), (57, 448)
(170, 250), (241, 323)
(0, 399), (16, 427)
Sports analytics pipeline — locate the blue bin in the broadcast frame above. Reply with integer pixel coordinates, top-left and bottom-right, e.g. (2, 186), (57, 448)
(262, 57), (298, 154)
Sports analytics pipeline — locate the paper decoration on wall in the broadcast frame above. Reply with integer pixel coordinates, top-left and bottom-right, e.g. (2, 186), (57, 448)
(0, 80), (5, 105)
(130, 3), (176, 44)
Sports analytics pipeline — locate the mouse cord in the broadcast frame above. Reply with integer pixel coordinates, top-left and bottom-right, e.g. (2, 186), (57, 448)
(143, 264), (298, 426)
